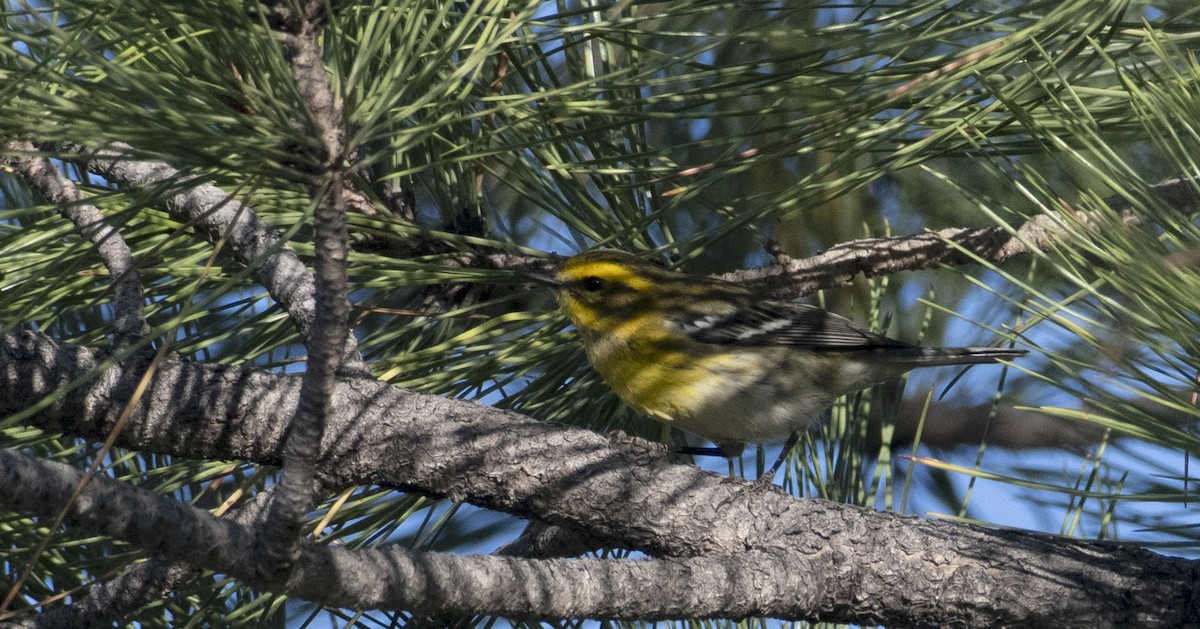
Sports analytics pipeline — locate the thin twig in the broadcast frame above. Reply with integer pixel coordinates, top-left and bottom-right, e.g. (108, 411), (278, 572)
(75, 143), (369, 376)
(2, 141), (147, 343)
(257, 0), (352, 583)
(722, 176), (1198, 298)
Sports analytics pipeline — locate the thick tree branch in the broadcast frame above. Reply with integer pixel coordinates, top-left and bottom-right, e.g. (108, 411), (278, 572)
(2, 433), (1198, 626)
(1, 141), (146, 343)
(496, 521), (616, 559)
(0, 331), (1197, 625)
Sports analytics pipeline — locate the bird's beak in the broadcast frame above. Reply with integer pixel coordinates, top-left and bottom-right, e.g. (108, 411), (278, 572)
(514, 258), (562, 288)
(519, 269), (561, 287)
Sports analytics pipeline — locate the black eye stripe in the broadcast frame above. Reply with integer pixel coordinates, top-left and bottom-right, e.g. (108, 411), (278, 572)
(581, 276), (605, 292)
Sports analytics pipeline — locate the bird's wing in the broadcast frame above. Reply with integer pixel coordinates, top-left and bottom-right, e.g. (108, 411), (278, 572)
(678, 301), (912, 351)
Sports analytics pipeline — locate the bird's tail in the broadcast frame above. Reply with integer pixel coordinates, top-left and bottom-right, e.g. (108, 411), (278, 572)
(899, 347), (1027, 367)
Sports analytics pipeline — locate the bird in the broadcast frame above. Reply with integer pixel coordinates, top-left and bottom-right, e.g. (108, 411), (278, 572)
(529, 249), (1025, 482)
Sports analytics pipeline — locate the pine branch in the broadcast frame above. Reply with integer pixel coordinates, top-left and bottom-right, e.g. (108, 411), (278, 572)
(721, 175), (1200, 298)
(497, 176), (1200, 301)
(1, 141), (146, 343)
(75, 143), (370, 376)
(257, 0), (352, 583)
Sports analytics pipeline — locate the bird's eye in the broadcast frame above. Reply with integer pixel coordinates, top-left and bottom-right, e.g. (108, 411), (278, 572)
(581, 276), (605, 292)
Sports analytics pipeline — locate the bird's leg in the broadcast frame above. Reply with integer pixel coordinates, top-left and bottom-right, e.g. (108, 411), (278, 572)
(757, 431), (800, 485)
(672, 445), (728, 458)
(675, 439), (744, 459)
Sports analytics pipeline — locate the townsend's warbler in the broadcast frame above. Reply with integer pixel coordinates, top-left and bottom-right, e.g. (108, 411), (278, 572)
(534, 249), (1025, 480)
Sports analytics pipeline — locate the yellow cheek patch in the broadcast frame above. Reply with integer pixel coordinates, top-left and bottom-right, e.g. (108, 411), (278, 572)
(559, 296), (598, 329)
